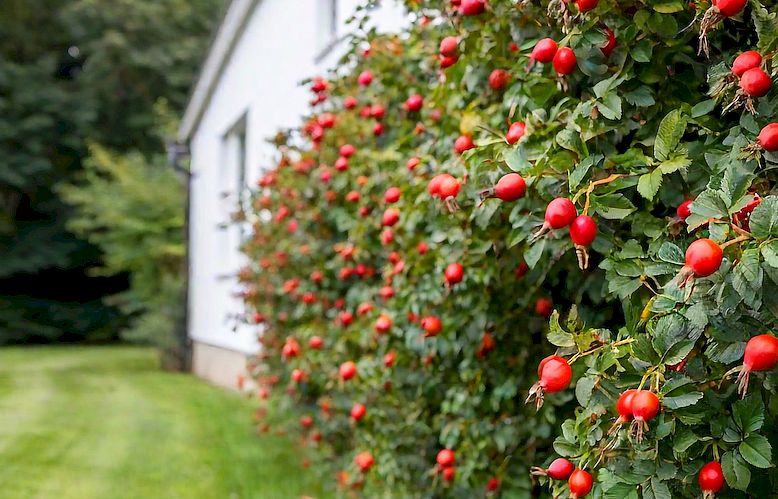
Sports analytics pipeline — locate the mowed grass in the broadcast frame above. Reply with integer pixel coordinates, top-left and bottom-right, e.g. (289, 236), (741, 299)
(0, 346), (326, 499)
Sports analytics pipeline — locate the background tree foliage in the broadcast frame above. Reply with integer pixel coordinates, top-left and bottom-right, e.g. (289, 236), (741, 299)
(242, 0), (778, 497)
(0, 0), (222, 343)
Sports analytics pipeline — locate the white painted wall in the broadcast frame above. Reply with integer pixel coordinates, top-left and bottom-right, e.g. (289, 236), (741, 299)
(186, 0), (408, 354)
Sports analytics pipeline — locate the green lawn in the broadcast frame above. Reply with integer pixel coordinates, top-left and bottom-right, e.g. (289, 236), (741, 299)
(0, 346), (325, 499)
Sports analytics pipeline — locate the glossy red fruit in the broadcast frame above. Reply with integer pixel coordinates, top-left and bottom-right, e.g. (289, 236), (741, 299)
(601, 28), (616, 57)
(357, 70), (373, 86)
(569, 215), (597, 246)
(417, 241), (429, 254)
(351, 403), (366, 421)
(384, 187), (401, 204)
(445, 262), (464, 284)
(407, 157), (421, 170)
(375, 314), (392, 334)
(531, 38), (558, 63)
(677, 199), (693, 220)
(339, 144), (355, 158)
(488, 69), (511, 90)
(440, 54), (459, 68)
(300, 415), (313, 428)
(335, 156), (349, 171)
(495, 173), (526, 201)
(437, 449), (455, 467)
(685, 238), (723, 277)
(739, 68), (772, 97)
(383, 351), (397, 368)
(382, 208), (400, 226)
(631, 390), (660, 422)
(454, 135), (475, 154)
(545, 198), (578, 229)
(486, 477), (500, 491)
(459, 0), (486, 15)
(547, 458), (575, 480)
(421, 316), (443, 337)
(732, 51), (762, 77)
(440, 36), (459, 57)
(713, 0), (746, 16)
(699, 461), (725, 494)
(535, 297), (553, 318)
(405, 94), (423, 112)
(538, 355), (572, 392)
(616, 389), (638, 421)
(355, 451), (374, 472)
(576, 0), (598, 11)
(340, 361), (357, 381)
(344, 96), (358, 109)
(442, 466), (456, 481)
(428, 174), (447, 197)
(438, 176), (461, 198)
(309, 336), (324, 349)
(568, 469), (593, 498)
(553, 47), (577, 75)
(757, 123), (778, 151)
(373, 122), (385, 136)
(743, 334), (778, 372)
(292, 369), (306, 382)
(506, 122), (526, 144)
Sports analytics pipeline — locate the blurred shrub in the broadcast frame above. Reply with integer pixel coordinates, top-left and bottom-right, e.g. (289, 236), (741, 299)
(60, 130), (185, 359)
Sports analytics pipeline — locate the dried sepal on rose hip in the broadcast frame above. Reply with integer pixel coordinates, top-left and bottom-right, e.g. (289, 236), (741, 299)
(525, 355), (572, 409)
(698, 0), (747, 57)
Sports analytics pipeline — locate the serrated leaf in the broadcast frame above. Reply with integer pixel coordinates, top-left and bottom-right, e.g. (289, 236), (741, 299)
(749, 196), (778, 239)
(662, 389), (702, 410)
(762, 241), (778, 268)
(654, 109), (687, 161)
(653, 1), (684, 12)
(722, 450), (751, 491)
(658, 156), (691, 174)
(739, 434), (773, 468)
(733, 395), (765, 433)
(599, 93), (623, 120)
(642, 477), (672, 499)
(623, 86), (655, 107)
(637, 169), (663, 200)
(657, 242), (684, 265)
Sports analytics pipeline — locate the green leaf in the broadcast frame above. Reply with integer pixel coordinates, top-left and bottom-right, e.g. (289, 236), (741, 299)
(642, 477), (672, 499)
(749, 196), (778, 239)
(657, 156), (691, 175)
(653, 1), (684, 13)
(524, 238), (546, 269)
(722, 450), (752, 491)
(752, 5), (778, 53)
(623, 86), (655, 107)
(687, 190), (729, 230)
(629, 39), (653, 62)
(657, 242), (685, 265)
(762, 241), (778, 268)
(662, 389), (702, 410)
(548, 311), (575, 347)
(504, 145), (532, 173)
(575, 375), (597, 406)
(637, 169), (663, 200)
(739, 434), (773, 468)
(691, 99), (716, 118)
(654, 109), (687, 161)
(599, 93), (623, 120)
(733, 395), (765, 433)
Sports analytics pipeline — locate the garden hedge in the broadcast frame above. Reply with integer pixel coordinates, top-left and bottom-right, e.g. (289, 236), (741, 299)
(239, 0), (778, 496)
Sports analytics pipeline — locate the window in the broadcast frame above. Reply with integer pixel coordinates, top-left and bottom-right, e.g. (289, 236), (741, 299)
(219, 114), (249, 272)
(316, 0), (338, 55)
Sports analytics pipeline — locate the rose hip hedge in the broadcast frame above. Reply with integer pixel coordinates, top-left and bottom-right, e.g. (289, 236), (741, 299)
(239, 0), (778, 496)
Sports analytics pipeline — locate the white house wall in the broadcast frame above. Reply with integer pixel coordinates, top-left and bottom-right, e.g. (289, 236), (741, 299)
(187, 0), (408, 356)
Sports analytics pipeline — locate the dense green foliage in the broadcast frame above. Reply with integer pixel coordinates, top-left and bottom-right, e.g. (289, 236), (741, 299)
(0, 346), (326, 498)
(241, 0), (778, 497)
(0, 0), (221, 343)
(60, 120), (186, 360)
